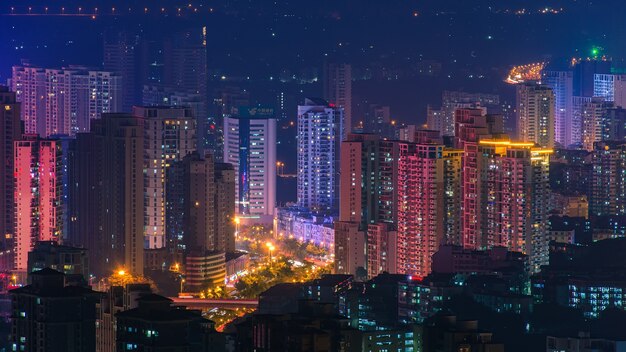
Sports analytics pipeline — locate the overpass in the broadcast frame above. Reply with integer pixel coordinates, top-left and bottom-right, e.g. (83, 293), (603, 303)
(170, 298), (258, 310)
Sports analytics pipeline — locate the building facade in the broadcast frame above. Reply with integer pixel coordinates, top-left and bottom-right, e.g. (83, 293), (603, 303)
(0, 87), (21, 270)
(14, 136), (62, 272)
(297, 98), (343, 212)
(223, 107), (276, 223)
(516, 82), (555, 148)
(11, 65), (122, 136)
(323, 63), (352, 141)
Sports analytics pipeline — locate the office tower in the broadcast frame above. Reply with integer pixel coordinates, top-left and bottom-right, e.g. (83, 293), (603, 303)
(215, 163), (236, 253)
(516, 82), (555, 148)
(14, 136), (62, 273)
(27, 241), (89, 285)
(11, 269), (99, 352)
(139, 106), (196, 250)
(581, 98), (612, 151)
(103, 31), (140, 112)
(542, 70), (574, 147)
(115, 294), (221, 351)
(96, 283), (152, 352)
(0, 86), (21, 269)
(11, 65), (122, 136)
(590, 141), (626, 218)
(594, 74), (626, 108)
(323, 63), (352, 140)
(573, 59), (611, 97)
(428, 91), (499, 137)
(297, 98), (343, 212)
(69, 113), (145, 277)
(223, 106), (276, 223)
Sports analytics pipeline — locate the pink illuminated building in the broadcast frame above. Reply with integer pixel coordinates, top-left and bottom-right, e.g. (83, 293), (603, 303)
(454, 108), (505, 250)
(395, 141), (461, 278)
(14, 136), (62, 271)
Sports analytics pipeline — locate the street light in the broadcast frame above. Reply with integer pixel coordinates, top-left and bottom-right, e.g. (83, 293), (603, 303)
(266, 242), (275, 266)
(234, 216), (240, 238)
(117, 270), (126, 276)
(180, 278), (185, 294)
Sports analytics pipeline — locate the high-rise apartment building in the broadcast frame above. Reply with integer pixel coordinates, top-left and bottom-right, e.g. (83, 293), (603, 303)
(455, 108), (505, 249)
(427, 91), (498, 137)
(459, 137), (553, 272)
(68, 113), (145, 277)
(516, 82), (555, 148)
(215, 163), (236, 253)
(581, 98), (612, 151)
(396, 142), (446, 278)
(542, 70), (574, 147)
(103, 31), (140, 112)
(297, 98), (343, 212)
(166, 152), (235, 272)
(336, 132), (462, 278)
(594, 74), (626, 108)
(590, 141), (626, 218)
(139, 106), (196, 250)
(0, 86), (21, 269)
(323, 63), (352, 141)
(11, 65), (122, 136)
(573, 59), (611, 97)
(11, 269), (99, 352)
(223, 107), (276, 223)
(166, 153), (215, 257)
(14, 136), (62, 272)
(572, 96), (594, 146)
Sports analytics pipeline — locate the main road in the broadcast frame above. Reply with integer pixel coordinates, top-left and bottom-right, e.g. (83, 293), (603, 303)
(170, 297), (258, 310)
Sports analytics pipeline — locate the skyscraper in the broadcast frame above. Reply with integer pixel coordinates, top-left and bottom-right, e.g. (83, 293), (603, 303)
(323, 63), (352, 141)
(0, 86), (21, 270)
(11, 65), (122, 136)
(223, 106), (276, 223)
(139, 106), (196, 250)
(516, 82), (555, 148)
(14, 136), (62, 272)
(297, 98), (343, 212)
(542, 70), (574, 147)
(69, 113), (145, 277)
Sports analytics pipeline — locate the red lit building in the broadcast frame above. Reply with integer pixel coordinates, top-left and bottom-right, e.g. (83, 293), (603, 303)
(14, 136), (62, 273)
